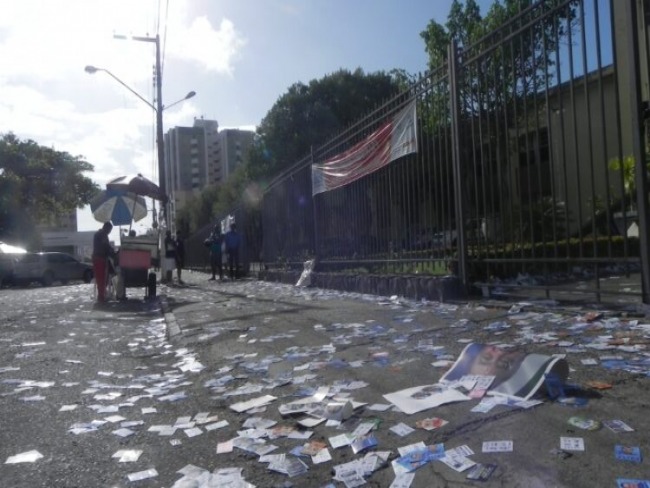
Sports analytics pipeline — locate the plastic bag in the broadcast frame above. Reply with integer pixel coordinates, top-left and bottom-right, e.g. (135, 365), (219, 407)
(296, 259), (315, 287)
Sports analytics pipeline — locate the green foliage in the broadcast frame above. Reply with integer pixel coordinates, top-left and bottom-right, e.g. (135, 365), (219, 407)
(608, 155), (650, 206)
(0, 132), (99, 242)
(248, 68), (402, 182)
(421, 0), (574, 117)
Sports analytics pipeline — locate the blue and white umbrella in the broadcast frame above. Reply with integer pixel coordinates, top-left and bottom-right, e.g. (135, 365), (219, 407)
(90, 189), (147, 226)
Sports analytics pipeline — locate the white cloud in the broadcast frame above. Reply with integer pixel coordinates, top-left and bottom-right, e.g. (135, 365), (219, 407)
(165, 15), (247, 75)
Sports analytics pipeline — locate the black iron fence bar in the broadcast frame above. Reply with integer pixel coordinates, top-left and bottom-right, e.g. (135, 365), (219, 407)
(623, 0), (650, 303)
(449, 40), (468, 288)
(579, 0), (597, 258)
(593, 0), (614, 257)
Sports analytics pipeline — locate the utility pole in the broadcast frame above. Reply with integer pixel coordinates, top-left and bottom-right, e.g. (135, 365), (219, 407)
(114, 34), (168, 230)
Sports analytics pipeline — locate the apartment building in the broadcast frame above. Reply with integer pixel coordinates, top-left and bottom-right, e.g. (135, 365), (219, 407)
(164, 118), (254, 225)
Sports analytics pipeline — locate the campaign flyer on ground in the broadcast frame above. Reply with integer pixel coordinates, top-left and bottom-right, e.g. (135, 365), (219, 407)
(439, 343), (569, 400)
(383, 384), (470, 415)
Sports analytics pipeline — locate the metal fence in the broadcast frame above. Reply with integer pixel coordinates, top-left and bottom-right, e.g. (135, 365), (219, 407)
(189, 0), (650, 303)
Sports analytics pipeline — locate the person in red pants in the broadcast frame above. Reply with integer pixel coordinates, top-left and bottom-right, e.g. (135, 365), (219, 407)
(92, 222), (115, 302)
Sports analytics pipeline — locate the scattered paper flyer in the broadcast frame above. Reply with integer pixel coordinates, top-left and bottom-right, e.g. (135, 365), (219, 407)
(415, 417), (448, 431)
(112, 450), (143, 463)
(393, 443), (445, 473)
(350, 434), (378, 454)
(466, 463), (497, 481)
(216, 440), (234, 454)
(616, 479), (650, 488)
(311, 448), (332, 464)
(5, 450), (44, 464)
(567, 416), (600, 431)
(439, 446), (476, 472)
(482, 441), (513, 453)
(383, 384), (470, 415)
(205, 420), (229, 431)
(615, 445), (642, 463)
(560, 437), (585, 451)
(329, 433), (355, 449)
(230, 394), (276, 413)
(367, 403), (392, 411)
(390, 423), (415, 437)
(604, 420), (634, 433)
(127, 469), (158, 482)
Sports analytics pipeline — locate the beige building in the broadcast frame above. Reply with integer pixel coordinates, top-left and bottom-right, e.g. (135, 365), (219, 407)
(164, 119), (254, 227)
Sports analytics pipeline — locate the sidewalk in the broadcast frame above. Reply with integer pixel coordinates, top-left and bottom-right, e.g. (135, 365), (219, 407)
(155, 270), (649, 487)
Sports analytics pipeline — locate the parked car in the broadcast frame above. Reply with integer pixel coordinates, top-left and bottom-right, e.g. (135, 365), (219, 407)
(12, 252), (93, 286)
(0, 255), (18, 287)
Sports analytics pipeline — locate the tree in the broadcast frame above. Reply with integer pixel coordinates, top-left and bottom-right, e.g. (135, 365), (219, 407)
(0, 133), (99, 244)
(248, 68), (403, 182)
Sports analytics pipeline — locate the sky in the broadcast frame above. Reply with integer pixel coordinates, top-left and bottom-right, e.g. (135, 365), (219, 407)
(0, 0), (495, 241)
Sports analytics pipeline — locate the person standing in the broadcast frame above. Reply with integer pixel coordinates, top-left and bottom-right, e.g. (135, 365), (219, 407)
(164, 230), (176, 283)
(206, 225), (223, 280)
(92, 221), (115, 302)
(224, 223), (241, 280)
(174, 230), (185, 285)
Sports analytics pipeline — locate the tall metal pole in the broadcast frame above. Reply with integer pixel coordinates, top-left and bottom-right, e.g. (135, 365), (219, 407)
(449, 39), (468, 291)
(115, 34), (169, 230)
(623, 0), (650, 304)
(153, 34), (168, 230)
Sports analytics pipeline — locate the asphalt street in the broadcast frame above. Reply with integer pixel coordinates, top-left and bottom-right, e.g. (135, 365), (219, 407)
(0, 272), (649, 487)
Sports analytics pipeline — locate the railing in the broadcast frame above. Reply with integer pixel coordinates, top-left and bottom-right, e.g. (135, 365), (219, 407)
(188, 0), (650, 303)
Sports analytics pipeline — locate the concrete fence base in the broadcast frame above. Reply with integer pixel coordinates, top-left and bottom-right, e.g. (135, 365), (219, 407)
(258, 271), (467, 302)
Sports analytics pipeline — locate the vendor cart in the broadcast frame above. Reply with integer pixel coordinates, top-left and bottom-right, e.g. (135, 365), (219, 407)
(98, 173), (168, 300)
(117, 235), (159, 299)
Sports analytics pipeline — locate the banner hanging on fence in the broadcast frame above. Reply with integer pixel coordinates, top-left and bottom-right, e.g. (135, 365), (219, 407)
(311, 101), (417, 196)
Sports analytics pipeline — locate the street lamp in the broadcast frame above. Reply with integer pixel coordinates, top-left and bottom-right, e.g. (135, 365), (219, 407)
(84, 65), (195, 113)
(85, 33), (195, 231)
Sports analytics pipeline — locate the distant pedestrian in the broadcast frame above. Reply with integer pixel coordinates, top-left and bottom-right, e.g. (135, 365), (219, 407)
(224, 223), (241, 279)
(164, 230), (176, 283)
(92, 221), (115, 302)
(174, 230), (185, 284)
(205, 225), (223, 280)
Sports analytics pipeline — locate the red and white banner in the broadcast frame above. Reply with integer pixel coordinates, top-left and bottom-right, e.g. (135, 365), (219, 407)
(311, 101), (418, 196)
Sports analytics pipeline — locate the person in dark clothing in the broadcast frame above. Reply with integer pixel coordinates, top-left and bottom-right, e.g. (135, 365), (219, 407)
(224, 223), (241, 279)
(174, 230), (185, 284)
(92, 221), (115, 302)
(206, 225), (223, 280)
(164, 230), (176, 283)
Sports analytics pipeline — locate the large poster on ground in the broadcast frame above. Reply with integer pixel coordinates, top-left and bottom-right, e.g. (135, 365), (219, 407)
(311, 101), (417, 196)
(439, 343), (569, 400)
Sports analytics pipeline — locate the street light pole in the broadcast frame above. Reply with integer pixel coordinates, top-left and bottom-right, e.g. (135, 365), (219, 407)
(114, 34), (167, 230)
(153, 35), (167, 230)
(86, 34), (195, 233)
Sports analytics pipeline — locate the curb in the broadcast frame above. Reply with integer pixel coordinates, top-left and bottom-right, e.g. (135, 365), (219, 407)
(258, 270), (468, 302)
(160, 296), (182, 340)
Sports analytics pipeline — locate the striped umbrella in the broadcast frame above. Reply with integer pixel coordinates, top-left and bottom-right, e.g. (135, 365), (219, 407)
(90, 189), (147, 226)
